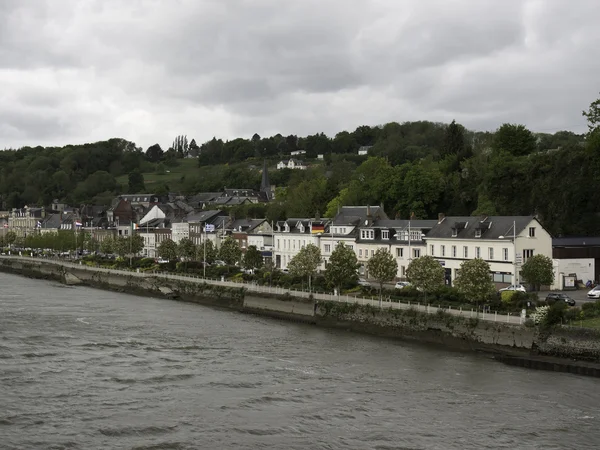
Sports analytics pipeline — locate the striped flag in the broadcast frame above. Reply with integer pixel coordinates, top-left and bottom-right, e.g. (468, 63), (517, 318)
(132, 223), (139, 231)
(311, 223), (325, 234)
(75, 220), (82, 227)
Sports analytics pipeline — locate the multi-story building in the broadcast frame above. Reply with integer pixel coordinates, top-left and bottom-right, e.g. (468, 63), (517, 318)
(423, 215), (553, 286)
(355, 218), (437, 278)
(273, 218), (328, 269)
(9, 206), (46, 237)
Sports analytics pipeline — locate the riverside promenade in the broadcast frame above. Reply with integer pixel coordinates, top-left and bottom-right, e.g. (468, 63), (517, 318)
(0, 255), (525, 325)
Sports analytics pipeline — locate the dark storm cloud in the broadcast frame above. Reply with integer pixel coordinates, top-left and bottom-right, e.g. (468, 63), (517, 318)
(0, 0), (598, 149)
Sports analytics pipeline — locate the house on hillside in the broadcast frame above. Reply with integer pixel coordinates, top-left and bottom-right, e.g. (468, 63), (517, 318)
(276, 159), (306, 170)
(358, 146), (372, 156)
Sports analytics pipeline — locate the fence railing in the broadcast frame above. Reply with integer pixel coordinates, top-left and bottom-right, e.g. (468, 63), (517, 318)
(0, 255), (524, 325)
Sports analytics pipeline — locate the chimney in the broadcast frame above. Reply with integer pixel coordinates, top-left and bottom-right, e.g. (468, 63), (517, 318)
(315, 211), (320, 220)
(366, 205), (371, 218)
(410, 212), (416, 221)
(395, 211), (401, 219)
(438, 213), (445, 223)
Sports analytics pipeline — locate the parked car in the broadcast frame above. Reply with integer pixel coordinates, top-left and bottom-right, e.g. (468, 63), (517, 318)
(587, 285), (600, 299)
(395, 281), (411, 289)
(546, 292), (576, 306)
(499, 284), (527, 293)
(358, 278), (372, 289)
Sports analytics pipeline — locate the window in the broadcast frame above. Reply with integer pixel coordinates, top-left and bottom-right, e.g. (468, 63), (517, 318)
(463, 246), (468, 258)
(293, 240), (295, 249)
(401, 266), (406, 276)
(430, 244), (434, 256)
(324, 244), (331, 253)
(523, 249), (534, 261)
(371, 249), (375, 257)
(359, 249), (363, 257)
(360, 229), (374, 239)
(441, 245), (445, 257)
(452, 228), (457, 237)
(413, 249), (420, 258)
(475, 229), (482, 238)
(475, 247), (480, 258)
(396, 248), (403, 258)
(452, 246), (457, 257)
(529, 227), (536, 237)
(503, 248), (509, 261)
(382, 230), (389, 240)
(489, 248), (494, 260)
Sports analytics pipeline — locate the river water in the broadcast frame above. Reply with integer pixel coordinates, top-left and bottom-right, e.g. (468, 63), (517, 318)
(1, 272), (599, 450)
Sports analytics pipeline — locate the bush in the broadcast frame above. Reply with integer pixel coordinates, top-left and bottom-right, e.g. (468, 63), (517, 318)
(581, 301), (600, 319)
(433, 285), (467, 304)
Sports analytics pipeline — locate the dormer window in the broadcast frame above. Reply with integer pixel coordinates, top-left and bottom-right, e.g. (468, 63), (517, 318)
(475, 229), (482, 238)
(381, 230), (389, 240)
(360, 229), (375, 239)
(452, 228), (458, 237)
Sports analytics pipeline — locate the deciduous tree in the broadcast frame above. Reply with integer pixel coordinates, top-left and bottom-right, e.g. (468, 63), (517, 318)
(288, 244), (322, 291)
(406, 255), (444, 299)
(453, 258), (496, 304)
(367, 248), (398, 307)
(243, 245), (264, 271)
(158, 238), (178, 261)
(219, 237), (242, 266)
(325, 242), (359, 295)
(521, 254), (554, 291)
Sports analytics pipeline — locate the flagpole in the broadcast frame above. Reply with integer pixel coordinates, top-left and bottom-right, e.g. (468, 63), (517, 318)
(203, 225), (206, 278)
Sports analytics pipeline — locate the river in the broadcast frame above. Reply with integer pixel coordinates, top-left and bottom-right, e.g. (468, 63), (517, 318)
(1, 272), (599, 450)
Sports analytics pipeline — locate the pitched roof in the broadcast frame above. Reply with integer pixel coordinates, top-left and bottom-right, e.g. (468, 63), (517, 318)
(424, 215), (540, 240)
(40, 213), (61, 229)
(332, 206), (389, 226)
(186, 210), (223, 223)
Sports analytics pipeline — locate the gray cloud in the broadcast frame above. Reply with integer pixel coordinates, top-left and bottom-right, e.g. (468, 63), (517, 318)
(0, 0), (598, 150)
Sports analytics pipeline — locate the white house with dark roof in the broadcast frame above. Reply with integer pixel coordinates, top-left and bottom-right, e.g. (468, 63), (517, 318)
(276, 159), (306, 170)
(423, 214), (553, 287)
(273, 218), (329, 269)
(320, 205), (388, 265)
(355, 218), (438, 278)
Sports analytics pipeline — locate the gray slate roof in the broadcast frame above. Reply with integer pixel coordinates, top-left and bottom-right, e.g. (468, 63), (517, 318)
(332, 206), (388, 226)
(424, 216), (539, 240)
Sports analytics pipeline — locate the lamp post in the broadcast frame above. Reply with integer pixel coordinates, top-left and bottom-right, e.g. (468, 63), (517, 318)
(499, 220), (518, 286)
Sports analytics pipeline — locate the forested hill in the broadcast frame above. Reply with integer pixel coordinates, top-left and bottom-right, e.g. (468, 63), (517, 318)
(1, 100), (600, 236)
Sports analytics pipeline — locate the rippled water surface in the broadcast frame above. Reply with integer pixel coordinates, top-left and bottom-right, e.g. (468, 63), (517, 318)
(1, 272), (600, 449)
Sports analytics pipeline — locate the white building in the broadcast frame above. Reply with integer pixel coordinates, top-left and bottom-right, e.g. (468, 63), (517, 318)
(355, 218), (437, 278)
(357, 146), (372, 156)
(423, 215), (553, 286)
(290, 150), (306, 156)
(273, 219), (327, 270)
(276, 159), (307, 170)
(171, 222), (190, 243)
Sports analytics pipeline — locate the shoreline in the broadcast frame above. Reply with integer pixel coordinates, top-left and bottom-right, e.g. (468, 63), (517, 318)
(2, 256), (600, 377)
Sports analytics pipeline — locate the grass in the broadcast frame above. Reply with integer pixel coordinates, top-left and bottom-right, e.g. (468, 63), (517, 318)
(115, 159), (200, 191)
(572, 317), (600, 329)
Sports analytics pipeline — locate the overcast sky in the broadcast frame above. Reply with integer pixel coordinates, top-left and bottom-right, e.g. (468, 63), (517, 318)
(1, 0), (599, 150)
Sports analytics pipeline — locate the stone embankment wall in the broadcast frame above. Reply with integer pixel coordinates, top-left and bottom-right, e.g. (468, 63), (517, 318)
(2, 257), (600, 370)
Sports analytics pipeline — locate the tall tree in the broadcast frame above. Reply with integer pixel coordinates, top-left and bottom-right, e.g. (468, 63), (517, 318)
(219, 237), (242, 266)
(406, 256), (444, 299)
(325, 242), (359, 296)
(177, 237), (196, 268)
(287, 243), (322, 291)
(492, 124), (537, 157)
(128, 169), (145, 194)
(453, 259), (495, 304)
(366, 248), (398, 307)
(243, 245), (264, 271)
(158, 238), (178, 261)
(521, 255), (554, 291)
(146, 143), (164, 162)
(583, 93), (600, 133)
